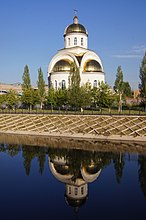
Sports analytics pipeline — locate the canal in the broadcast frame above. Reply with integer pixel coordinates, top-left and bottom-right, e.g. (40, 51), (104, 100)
(0, 141), (146, 220)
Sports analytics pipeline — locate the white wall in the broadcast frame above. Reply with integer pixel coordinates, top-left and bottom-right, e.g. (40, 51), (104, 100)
(51, 72), (70, 89)
(64, 33), (87, 49)
(81, 72), (105, 87)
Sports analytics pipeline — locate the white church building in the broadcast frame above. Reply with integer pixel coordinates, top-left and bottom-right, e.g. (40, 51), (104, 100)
(48, 15), (105, 89)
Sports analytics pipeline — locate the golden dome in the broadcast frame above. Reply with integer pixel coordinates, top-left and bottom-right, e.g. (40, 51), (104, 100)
(53, 60), (71, 72)
(64, 16), (88, 36)
(84, 60), (102, 72)
(65, 196), (87, 208)
(54, 164), (70, 175)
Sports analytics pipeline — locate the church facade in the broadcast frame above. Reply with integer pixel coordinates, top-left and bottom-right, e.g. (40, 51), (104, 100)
(48, 16), (105, 89)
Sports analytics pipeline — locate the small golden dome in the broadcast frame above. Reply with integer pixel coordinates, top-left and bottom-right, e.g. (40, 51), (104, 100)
(64, 16), (88, 36)
(84, 60), (102, 72)
(53, 60), (71, 72)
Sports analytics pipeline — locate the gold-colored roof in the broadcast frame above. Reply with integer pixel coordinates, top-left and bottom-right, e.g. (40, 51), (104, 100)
(84, 60), (102, 72)
(65, 24), (87, 35)
(53, 60), (71, 72)
(64, 16), (88, 36)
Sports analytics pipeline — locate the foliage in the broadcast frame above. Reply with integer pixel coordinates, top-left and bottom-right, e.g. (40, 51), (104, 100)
(37, 67), (46, 108)
(55, 88), (68, 107)
(68, 62), (82, 108)
(139, 52), (146, 110)
(68, 62), (80, 88)
(22, 65), (31, 90)
(0, 90), (20, 109)
(21, 65), (33, 109)
(0, 94), (7, 108)
(80, 82), (92, 108)
(47, 87), (57, 108)
(114, 66), (124, 93)
(92, 82), (116, 111)
(5, 90), (20, 109)
(123, 81), (132, 97)
(21, 88), (39, 109)
(114, 66), (124, 112)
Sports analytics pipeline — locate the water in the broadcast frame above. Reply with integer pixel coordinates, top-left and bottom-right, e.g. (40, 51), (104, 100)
(0, 142), (146, 220)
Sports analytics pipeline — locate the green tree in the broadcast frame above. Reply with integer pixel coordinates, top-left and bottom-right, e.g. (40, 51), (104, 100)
(37, 67), (46, 109)
(22, 65), (31, 90)
(56, 88), (68, 108)
(68, 62), (80, 88)
(21, 88), (34, 109)
(5, 90), (19, 109)
(80, 82), (92, 108)
(68, 62), (82, 109)
(47, 87), (57, 110)
(22, 65), (33, 109)
(114, 66), (124, 113)
(0, 94), (7, 108)
(123, 81), (132, 98)
(139, 52), (146, 110)
(93, 82), (116, 112)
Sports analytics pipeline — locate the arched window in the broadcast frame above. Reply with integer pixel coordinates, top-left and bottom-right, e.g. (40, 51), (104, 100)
(68, 38), (70, 46)
(74, 37), (77, 45)
(68, 187), (71, 195)
(81, 187), (84, 195)
(62, 80), (66, 89)
(81, 38), (83, 46)
(93, 80), (97, 88)
(55, 80), (57, 90)
(74, 187), (78, 196)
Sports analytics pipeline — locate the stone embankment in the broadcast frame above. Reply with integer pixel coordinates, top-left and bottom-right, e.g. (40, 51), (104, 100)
(0, 114), (146, 143)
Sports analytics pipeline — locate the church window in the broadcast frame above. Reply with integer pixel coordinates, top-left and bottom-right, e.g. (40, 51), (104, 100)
(62, 80), (66, 89)
(55, 80), (57, 90)
(74, 37), (77, 45)
(81, 38), (83, 46)
(68, 38), (70, 46)
(81, 187), (84, 195)
(93, 80), (97, 88)
(74, 187), (78, 195)
(68, 187), (71, 195)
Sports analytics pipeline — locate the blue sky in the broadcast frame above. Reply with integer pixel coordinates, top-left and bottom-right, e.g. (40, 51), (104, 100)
(0, 0), (146, 89)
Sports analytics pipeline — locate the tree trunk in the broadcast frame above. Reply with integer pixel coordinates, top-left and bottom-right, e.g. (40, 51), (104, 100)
(118, 93), (122, 113)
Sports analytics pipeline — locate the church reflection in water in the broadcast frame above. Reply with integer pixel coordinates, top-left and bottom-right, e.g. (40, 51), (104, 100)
(48, 150), (103, 211)
(0, 142), (146, 213)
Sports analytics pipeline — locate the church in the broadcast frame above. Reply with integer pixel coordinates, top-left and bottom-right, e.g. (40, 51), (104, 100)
(48, 15), (105, 89)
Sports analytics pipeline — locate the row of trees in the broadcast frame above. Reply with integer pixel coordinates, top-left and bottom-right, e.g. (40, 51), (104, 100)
(0, 64), (132, 112)
(0, 52), (146, 112)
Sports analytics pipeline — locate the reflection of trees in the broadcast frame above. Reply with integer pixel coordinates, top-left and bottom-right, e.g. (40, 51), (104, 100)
(37, 150), (46, 175)
(22, 146), (47, 176)
(138, 155), (146, 198)
(22, 146), (36, 176)
(7, 144), (21, 157)
(0, 143), (126, 184)
(0, 143), (21, 156)
(0, 144), (6, 153)
(113, 153), (125, 183)
(0, 143), (47, 176)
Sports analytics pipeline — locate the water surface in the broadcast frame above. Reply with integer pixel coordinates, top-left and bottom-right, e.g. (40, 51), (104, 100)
(0, 142), (146, 220)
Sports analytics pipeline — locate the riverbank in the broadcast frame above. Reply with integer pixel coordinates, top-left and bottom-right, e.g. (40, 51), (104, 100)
(0, 113), (146, 149)
(0, 131), (146, 154)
